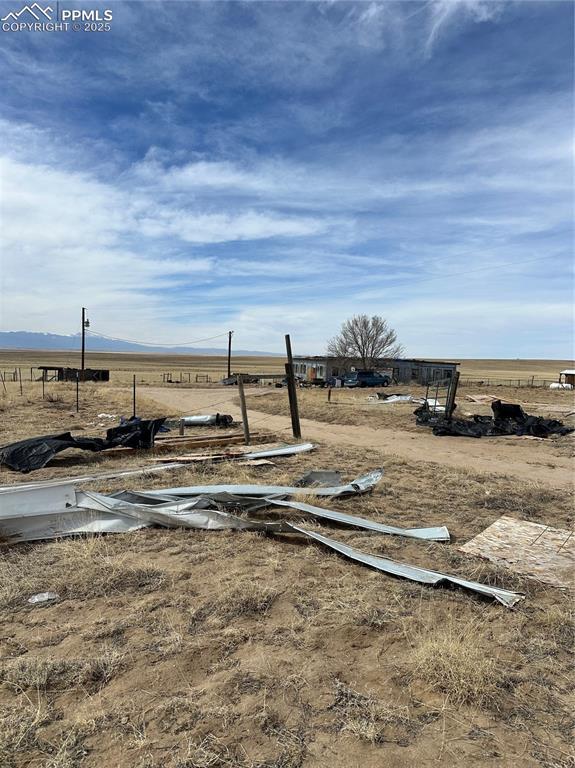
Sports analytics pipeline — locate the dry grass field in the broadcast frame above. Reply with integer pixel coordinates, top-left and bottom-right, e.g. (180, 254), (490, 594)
(0, 355), (574, 767)
(0, 350), (572, 388)
(0, 350), (286, 387)
(245, 384), (575, 435)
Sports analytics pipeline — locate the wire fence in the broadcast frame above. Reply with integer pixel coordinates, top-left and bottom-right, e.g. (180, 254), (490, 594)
(459, 377), (560, 388)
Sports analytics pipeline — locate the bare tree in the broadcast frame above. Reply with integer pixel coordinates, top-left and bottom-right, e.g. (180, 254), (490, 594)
(327, 315), (403, 369)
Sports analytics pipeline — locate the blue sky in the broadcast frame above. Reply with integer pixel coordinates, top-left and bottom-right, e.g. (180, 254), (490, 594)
(0, 0), (573, 356)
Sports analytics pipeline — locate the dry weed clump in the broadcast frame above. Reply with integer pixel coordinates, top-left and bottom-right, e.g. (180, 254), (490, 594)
(409, 626), (505, 708)
(1, 648), (123, 693)
(331, 679), (410, 744)
(0, 535), (167, 609)
(177, 734), (246, 768)
(475, 484), (565, 520)
(0, 702), (49, 767)
(215, 584), (279, 621)
(531, 604), (575, 650)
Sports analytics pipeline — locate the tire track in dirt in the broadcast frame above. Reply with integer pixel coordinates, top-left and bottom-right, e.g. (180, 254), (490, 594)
(145, 387), (574, 490)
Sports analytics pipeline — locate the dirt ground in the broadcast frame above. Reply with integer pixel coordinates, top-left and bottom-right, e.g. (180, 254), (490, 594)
(0, 378), (573, 767)
(143, 384), (575, 489)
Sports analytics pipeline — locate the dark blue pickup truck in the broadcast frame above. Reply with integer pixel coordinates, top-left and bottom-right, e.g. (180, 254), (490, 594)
(344, 370), (391, 388)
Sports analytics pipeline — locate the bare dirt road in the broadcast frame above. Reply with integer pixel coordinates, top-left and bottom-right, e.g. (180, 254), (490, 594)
(145, 387), (574, 489)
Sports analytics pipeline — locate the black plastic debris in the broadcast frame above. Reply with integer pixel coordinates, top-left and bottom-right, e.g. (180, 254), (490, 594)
(415, 400), (573, 439)
(0, 418), (166, 473)
(107, 418), (166, 448)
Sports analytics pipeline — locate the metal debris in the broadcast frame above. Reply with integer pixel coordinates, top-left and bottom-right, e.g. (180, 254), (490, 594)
(296, 469), (342, 487)
(28, 592), (60, 604)
(290, 525), (524, 607)
(268, 499), (450, 541)
(0, 463), (185, 493)
(0, 470), (524, 607)
(141, 469), (384, 499)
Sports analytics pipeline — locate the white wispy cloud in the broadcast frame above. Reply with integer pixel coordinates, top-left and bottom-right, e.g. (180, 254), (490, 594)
(0, 2), (572, 356)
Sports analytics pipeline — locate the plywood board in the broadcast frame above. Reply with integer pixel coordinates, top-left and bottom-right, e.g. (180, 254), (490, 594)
(460, 516), (574, 589)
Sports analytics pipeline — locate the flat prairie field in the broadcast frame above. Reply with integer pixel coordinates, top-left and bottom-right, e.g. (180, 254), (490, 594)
(0, 354), (574, 768)
(0, 350), (572, 387)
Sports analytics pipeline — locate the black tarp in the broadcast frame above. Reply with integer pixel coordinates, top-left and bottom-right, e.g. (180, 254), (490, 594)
(415, 400), (573, 439)
(0, 418), (166, 473)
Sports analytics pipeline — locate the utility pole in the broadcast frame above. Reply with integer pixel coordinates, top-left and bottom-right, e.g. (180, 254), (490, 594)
(227, 330), (233, 379)
(81, 307), (90, 376)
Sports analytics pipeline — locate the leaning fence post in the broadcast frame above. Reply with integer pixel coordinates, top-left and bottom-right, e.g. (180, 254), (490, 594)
(445, 372), (460, 421)
(284, 334), (302, 439)
(237, 373), (250, 445)
(327, 387), (332, 403)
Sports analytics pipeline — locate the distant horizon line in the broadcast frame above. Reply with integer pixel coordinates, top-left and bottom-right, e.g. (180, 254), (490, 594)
(0, 345), (573, 363)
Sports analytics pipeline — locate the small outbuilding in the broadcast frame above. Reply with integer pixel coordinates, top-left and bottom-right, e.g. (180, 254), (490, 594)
(37, 366), (110, 382)
(559, 369), (575, 387)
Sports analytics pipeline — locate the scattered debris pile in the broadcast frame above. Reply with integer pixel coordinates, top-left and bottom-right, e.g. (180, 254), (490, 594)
(0, 418), (166, 473)
(415, 399), (574, 439)
(0, 469), (524, 607)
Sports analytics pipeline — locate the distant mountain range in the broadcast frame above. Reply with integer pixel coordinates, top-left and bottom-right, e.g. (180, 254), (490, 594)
(0, 331), (283, 356)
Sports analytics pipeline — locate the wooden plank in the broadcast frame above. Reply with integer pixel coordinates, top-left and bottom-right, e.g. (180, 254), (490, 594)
(104, 433), (275, 456)
(156, 432), (246, 442)
(460, 516), (574, 589)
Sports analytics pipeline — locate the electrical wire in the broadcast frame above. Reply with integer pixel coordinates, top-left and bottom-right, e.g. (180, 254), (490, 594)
(85, 328), (230, 348)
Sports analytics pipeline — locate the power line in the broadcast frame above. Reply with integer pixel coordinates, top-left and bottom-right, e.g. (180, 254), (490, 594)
(85, 328), (230, 348)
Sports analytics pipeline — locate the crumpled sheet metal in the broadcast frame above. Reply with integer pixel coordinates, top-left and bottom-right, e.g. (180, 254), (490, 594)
(290, 525), (524, 608)
(76, 491), (285, 533)
(296, 469), (341, 487)
(0, 509), (148, 542)
(0, 482), (77, 519)
(142, 469), (384, 498)
(101, 490), (449, 541)
(0, 482), (519, 606)
(244, 443), (316, 460)
(0, 472), (445, 542)
(0, 463), (185, 494)
(269, 499), (450, 541)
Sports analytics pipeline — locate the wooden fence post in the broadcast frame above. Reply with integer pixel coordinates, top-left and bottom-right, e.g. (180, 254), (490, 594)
(237, 373), (250, 445)
(284, 334), (302, 439)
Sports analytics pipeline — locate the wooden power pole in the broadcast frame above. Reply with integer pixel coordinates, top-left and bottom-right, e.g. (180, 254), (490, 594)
(81, 307), (89, 375)
(227, 330), (233, 378)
